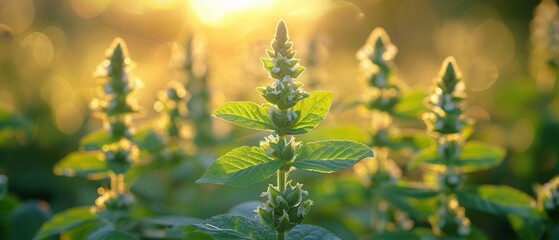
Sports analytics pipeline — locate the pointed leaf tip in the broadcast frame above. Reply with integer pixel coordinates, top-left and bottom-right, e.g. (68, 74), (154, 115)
(108, 37), (128, 60)
(274, 19), (289, 43)
(441, 56), (462, 79)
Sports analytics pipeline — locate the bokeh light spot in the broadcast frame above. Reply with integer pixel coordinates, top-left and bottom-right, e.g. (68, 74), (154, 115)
(190, 0), (277, 27)
(55, 102), (84, 135)
(0, 0), (35, 34)
(70, 0), (111, 19)
(21, 32), (54, 68)
(509, 118), (535, 153)
(465, 57), (499, 92)
(468, 19), (515, 67)
(114, 0), (145, 15)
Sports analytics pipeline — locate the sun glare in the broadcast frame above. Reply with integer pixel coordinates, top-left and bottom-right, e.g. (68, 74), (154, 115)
(190, 0), (277, 27)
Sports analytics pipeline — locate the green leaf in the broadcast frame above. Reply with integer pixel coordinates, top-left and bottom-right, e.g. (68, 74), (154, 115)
(369, 228), (434, 240)
(139, 215), (201, 227)
(132, 128), (166, 153)
(92, 230), (139, 240)
(291, 140), (373, 173)
(286, 91), (333, 135)
(197, 146), (283, 187)
(382, 193), (438, 221)
(456, 185), (541, 219)
(33, 206), (97, 240)
(54, 151), (108, 179)
(290, 65), (306, 78)
(86, 223), (139, 240)
(385, 130), (432, 152)
(297, 124), (368, 143)
(286, 224), (340, 240)
(213, 102), (274, 131)
(228, 201), (262, 218)
(409, 141), (506, 172)
(378, 183), (439, 198)
(0, 107), (31, 130)
(391, 90), (427, 119)
(261, 58), (275, 71)
(507, 214), (545, 240)
(184, 214), (276, 240)
(80, 129), (117, 151)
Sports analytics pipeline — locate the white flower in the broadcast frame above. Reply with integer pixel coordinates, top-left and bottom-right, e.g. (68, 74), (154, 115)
(297, 204), (308, 217)
(272, 66), (280, 73)
(282, 75), (292, 82)
(271, 90), (281, 95)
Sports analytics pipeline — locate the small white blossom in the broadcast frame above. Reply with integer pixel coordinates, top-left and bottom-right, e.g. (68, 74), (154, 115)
(272, 66), (280, 73)
(282, 75), (292, 82)
(271, 90), (281, 95)
(103, 85), (113, 93)
(297, 204), (308, 217)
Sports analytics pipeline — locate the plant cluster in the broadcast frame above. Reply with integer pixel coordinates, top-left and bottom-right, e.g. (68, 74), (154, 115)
(186, 20), (373, 240)
(353, 28), (419, 234)
(27, 2), (559, 239)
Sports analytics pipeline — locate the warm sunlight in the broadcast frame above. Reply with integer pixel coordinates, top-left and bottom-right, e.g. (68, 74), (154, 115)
(190, 0), (277, 27)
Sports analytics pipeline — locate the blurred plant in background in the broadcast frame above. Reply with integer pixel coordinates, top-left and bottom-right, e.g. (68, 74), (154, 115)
(0, 0), (557, 239)
(352, 27), (424, 235)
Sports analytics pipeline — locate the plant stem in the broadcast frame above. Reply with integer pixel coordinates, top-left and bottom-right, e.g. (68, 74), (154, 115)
(110, 173), (118, 196)
(278, 231), (285, 240)
(277, 168), (287, 192)
(277, 135), (288, 240)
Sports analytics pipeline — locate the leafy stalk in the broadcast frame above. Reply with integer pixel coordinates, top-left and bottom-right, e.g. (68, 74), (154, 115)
(354, 28), (413, 233)
(420, 57), (473, 237)
(194, 20), (374, 239)
(90, 38), (140, 223)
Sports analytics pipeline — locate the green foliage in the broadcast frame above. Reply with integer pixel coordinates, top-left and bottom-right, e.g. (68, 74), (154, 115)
(185, 214), (276, 240)
(34, 206), (97, 240)
(185, 214), (341, 240)
(87, 227), (139, 240)
(409, 141), (505, 172)
(197, 146), (283, 187)
(197, 20), (372, 239)
(213, 102), (275, 131)
(286, 91), (332, 135)
(291, 140), (373, 173)
(54, 151), (107, 179)
(456, 185), (540, 219)
(80, 129), (117, 151)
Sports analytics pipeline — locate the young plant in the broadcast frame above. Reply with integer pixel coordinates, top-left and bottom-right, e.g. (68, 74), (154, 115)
(536, 176), (559, 239)
(35, 39), (142, 240)
(402, 57), (539, 238)
(186, 20), (374, 239)
(353, 27), (428, 234)
(173, 33), (216, 148)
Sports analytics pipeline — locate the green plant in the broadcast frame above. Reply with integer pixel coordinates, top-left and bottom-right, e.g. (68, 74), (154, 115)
(173, 33), (216, 148)
(185, 20), (374, 240)
(352, 27), (429, 235)
(34, 38), (141, 240)
(395, 57), (540, 239)
(536, 176), (559, 239)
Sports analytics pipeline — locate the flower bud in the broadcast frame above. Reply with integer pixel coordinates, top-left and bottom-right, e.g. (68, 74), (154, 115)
(270, 108), (294, 130)
(105, 149), (131, 174)
(257, 181), (312, 233)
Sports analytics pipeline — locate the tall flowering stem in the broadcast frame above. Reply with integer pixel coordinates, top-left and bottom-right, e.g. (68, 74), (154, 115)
(423, 57), (471, 237)
(354, 28), (411, 233)
(92, 38), (139, 221)
(196, 20), (373, 240)
(256, 20), (311, 240)
(172, 34), (215, 147)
